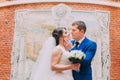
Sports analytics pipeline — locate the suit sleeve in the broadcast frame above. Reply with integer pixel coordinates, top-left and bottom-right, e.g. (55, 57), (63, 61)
(80, 42), (97, 67)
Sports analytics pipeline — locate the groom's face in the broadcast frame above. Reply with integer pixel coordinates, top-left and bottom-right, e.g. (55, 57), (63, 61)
(71, 25), (83, 41)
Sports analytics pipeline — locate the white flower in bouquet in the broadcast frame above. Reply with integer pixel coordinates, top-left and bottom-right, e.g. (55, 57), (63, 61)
(68, 50), (86, 64)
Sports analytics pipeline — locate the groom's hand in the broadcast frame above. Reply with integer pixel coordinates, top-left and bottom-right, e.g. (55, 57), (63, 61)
(63, 38), (72, 50)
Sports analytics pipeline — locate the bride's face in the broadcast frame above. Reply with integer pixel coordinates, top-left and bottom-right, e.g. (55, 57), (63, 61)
(62, 29), (70, 40)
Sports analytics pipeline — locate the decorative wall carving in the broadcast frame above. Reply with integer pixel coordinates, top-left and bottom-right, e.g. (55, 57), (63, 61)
(11, 4), (110, 80)
(96, 11), (110, 80)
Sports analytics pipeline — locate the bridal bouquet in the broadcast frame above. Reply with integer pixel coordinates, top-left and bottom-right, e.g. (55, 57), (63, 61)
(68, 50), (86, 64)
(68, 50), (86, 72)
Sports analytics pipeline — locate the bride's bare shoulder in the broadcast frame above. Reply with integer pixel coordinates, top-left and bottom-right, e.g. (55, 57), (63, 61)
(52, 46), (62, 55)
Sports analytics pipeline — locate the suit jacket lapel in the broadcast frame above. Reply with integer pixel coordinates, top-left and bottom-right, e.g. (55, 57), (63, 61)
(71, 37), (88, 50)
(78, 37), (88, 50)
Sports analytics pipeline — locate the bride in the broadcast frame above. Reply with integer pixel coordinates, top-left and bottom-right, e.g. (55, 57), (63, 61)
(30, 27), (80, 80)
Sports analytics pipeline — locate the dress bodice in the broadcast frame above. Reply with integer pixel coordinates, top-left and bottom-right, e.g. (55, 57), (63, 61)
(56, 45), (71, 65)
(50, 45), (73, 80)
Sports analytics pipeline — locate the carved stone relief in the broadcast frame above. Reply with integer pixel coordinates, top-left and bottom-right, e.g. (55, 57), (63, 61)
(11, 4), (110, 80)
(96, 11), (110, 80)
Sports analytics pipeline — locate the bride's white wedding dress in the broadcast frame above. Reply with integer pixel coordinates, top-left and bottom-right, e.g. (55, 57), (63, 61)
(30, 37), (73, 80)
(50, 45), (74, 80)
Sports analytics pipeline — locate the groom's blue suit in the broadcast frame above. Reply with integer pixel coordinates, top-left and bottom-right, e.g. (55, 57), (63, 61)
(71, 37), (97, 80)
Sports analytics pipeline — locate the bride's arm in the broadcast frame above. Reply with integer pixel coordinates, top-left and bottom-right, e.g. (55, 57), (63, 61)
(51, 49), (79, 72)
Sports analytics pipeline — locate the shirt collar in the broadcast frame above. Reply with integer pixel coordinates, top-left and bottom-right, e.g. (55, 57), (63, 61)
(77, 36), (85, 44)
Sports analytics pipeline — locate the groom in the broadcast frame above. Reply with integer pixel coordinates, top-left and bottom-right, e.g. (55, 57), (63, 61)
(65, 21), (97, 80)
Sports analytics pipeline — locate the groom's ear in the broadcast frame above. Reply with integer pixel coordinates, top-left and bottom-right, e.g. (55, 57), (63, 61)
(81, 29), (85, 33)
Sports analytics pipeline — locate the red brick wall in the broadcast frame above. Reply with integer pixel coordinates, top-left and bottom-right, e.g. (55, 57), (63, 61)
(0, 2), (120, 80)
(0, 0), (4, 3)
(110, 7), (120, 80)
(0, 0), (120, 3)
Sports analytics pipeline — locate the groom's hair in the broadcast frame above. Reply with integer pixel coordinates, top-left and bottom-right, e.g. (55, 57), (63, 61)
(72, 21), (86, 33)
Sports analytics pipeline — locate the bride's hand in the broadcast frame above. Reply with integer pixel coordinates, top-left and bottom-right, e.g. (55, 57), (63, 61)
(71, 63), (80, 70)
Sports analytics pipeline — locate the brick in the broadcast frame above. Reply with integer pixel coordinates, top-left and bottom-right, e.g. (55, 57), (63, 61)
(0, 2), (120, 80)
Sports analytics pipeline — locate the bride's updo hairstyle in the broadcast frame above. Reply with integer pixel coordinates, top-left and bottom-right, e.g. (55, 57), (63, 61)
(52, 27), (66, 46)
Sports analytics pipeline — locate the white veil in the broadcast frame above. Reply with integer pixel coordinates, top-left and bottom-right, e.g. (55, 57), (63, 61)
(30, 37), (56, 80)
